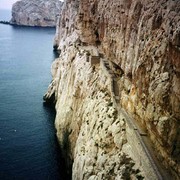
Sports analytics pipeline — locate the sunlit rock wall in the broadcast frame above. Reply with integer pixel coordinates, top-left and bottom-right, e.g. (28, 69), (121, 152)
(48, 0), (180, 178)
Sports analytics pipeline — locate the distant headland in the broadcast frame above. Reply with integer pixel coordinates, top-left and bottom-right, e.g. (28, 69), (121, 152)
(9, 0), (63, 27)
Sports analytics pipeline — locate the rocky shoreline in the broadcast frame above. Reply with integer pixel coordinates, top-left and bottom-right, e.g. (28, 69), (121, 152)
(0, 20), (57, 29)
(0, 21), (11, 25)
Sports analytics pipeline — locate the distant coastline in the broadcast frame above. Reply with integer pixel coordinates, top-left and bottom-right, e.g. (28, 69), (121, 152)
(0, 20), (56, 28)
(0, 20), (11, 25)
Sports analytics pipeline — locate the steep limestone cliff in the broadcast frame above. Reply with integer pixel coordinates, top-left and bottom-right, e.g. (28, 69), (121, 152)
(45, 0), (180, 179)
(10, 0), (63, 27)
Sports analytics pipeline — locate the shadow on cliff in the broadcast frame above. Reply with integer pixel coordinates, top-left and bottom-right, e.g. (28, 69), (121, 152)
(53, 50), (60, 59)
(43, 103), (72, 180)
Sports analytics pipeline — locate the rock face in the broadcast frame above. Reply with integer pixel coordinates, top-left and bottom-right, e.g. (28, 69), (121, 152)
(10, 0), (63, 27)
(45, 0), (180, 179)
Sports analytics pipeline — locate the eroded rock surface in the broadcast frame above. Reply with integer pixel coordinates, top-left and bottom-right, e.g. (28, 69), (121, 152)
(45, 0), (180, 179)
(10, 0), (63, 27)
(46, 46), (146, 179)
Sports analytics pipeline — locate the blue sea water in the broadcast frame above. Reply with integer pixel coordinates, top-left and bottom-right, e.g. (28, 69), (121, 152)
(0, 10), (67, 179)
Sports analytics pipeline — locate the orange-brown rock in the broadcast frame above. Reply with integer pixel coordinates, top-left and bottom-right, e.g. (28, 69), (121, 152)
(49, 0), (180, 178)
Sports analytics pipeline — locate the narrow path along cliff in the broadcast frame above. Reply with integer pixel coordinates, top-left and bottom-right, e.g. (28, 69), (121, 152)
(44, 44), (177, 179)
(100, 57), (171, 180)
(44, 0), (180, 179)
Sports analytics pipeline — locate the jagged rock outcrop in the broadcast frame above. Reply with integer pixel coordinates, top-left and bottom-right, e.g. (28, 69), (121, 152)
(45, 0), (180, 179)
(10, 0), (63, 27)
(46, 46), (148, 179)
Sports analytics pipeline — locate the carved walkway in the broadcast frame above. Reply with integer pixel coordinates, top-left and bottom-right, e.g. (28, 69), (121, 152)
(99, 58), (170, 180)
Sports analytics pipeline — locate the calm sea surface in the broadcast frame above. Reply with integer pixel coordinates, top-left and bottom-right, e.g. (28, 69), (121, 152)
(0, 10), (67, 179)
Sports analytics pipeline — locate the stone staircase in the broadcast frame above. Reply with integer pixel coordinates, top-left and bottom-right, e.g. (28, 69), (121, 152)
(99, 57), (167, 180)
(100, 58), (120, 105)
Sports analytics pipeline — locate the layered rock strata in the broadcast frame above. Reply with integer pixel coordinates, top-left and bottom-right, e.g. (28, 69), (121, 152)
(45, 0), (180, 179)
(10, 0), (63, 27)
